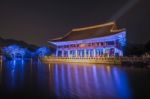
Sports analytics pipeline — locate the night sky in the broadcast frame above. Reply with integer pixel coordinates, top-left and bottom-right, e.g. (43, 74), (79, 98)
(0, 0), (150, 45)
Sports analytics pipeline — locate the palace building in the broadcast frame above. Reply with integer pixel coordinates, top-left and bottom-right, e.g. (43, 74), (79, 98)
(49, 21), (126, 57)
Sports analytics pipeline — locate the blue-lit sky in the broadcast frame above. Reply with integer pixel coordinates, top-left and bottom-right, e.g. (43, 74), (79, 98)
(0, 0), (149, 45)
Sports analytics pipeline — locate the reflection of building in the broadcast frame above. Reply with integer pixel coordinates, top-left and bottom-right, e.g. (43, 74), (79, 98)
(49, 21), (126, 57)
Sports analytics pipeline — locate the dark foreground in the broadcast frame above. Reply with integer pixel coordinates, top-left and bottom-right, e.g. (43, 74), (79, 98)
(0, 60), (150, 99)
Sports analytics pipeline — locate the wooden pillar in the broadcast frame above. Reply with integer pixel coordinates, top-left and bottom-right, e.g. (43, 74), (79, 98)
(100, 49), (102, 56)
(120, 50), (123, 56)
(56, 50), (58, 57)
(88, 50), (90, 57)
(68, 50), (70, 57)
(114, 48), (116, 56)
(75, 50), (78, 57)
(84, 49), (86, 57)
(103, 48), (105, 56)
(93, 49), (96, 57)
(98, 49), (100, 56)
(62, 50), (64, 57)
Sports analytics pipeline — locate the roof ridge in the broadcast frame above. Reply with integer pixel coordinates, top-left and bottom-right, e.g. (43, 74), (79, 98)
(72, 21), (115, 32)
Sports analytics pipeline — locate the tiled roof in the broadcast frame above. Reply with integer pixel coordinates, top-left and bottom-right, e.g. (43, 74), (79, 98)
(50, 21), (125, 42)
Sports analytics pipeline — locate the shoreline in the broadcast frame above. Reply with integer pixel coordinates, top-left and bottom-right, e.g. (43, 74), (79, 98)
(41, 56), (150, 65)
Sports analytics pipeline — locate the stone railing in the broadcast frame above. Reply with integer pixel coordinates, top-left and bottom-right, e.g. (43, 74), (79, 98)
(41, 56), (122, 65)
(41, 56), (150, 65)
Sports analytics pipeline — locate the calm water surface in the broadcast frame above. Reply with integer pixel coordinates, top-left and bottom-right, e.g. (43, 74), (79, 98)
(0, 60), (150, 99)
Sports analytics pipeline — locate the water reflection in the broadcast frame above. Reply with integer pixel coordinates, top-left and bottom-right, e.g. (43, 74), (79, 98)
(37, 63), (132, 99)
(2, 60), (132, 99)
(3, 60), (26, 91)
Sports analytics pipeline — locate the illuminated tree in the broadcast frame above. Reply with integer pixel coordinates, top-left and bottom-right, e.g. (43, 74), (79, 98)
(36, 47), (51, 57)
(2, 45), (26, 59)
(18, 48), (26, 58)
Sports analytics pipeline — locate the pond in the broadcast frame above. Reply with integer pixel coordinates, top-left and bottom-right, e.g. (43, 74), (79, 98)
(0, 60), (150, 99)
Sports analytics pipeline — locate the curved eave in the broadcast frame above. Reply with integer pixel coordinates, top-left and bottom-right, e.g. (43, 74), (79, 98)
(49, 29), (126, 43)
(49, 31), (126, 46)
(72, 21), (115, 31)
(110, 28), (126, 33)
(49, 21), (125, 42)
(49, 21), (116, 42)
(49, 31), (72, 42)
